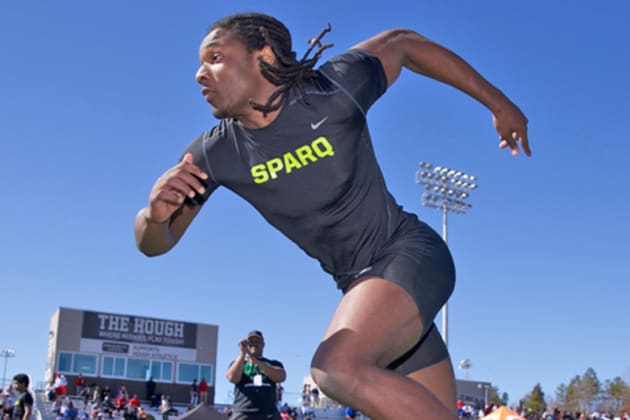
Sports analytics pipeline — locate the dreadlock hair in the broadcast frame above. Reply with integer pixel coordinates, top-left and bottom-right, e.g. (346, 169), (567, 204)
(209, 13), (333, 117)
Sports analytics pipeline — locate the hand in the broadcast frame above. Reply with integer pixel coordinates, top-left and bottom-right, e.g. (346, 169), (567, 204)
(239, 339), (250, 355)
(147, 154), (208, 223)
(492, 101), (531, 157)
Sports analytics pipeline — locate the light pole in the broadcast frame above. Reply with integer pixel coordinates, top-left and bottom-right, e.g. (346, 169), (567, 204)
(458, 358), (472, 380)
(416, 162), (478, 348)
(1, 348), (16, 391)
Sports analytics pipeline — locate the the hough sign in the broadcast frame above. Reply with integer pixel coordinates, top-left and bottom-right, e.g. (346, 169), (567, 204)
(82, 311), (197, 348)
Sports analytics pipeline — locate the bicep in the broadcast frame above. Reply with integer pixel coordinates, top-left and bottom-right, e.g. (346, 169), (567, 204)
(352, 29), (410, 87)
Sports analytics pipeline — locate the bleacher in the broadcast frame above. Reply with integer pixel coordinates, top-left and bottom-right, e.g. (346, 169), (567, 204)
(33, 391), (195, 420)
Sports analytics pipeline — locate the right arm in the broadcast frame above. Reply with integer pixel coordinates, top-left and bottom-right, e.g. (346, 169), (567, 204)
(134, 153), (209, 256)
(226, 340), (249, 384)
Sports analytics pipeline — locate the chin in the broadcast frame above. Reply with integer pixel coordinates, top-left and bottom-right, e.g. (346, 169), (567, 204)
(211, 107), (231, 119)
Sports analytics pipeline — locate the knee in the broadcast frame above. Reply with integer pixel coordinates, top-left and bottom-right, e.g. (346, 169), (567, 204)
(310, 345), (361, 401)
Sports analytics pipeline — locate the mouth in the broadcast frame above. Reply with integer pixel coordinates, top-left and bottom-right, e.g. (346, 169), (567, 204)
(201, 87), (215, 101)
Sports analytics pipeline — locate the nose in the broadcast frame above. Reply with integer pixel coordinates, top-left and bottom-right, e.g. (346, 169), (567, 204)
(195, 63), (209, 84)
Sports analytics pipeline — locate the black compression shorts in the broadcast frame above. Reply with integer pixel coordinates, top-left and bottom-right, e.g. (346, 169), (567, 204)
(337, 216), (455, 372)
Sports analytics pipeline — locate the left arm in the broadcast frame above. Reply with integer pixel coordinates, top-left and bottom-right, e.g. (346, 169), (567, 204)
(353, 29), (530, 156)
(248, 356), (286, 384)
(22, 404), (32, 420)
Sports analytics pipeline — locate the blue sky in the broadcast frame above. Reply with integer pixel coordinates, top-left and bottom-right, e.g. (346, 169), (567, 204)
(1, 0), (628, 406)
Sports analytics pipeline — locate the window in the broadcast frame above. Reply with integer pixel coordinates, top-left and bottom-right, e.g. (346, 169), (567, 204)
(200, 365), (212, 384)
(73, 354), (97, 374)
(58, 353), (73, 373)
(126, 359), (150, 380)
(177, 363), (213, 385)
(150, 361), (173, 382)
(57, 352), (97, 375)
(102, 356), (172, 382)
(102, 356), (126, 378)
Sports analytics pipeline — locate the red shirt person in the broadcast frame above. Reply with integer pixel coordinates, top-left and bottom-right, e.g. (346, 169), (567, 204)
(198, 378), (209, 405)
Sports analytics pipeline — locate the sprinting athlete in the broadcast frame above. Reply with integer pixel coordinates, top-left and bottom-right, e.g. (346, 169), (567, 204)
(134, 12), (530, 420)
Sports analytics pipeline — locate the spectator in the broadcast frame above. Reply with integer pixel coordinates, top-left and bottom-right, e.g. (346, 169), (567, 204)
(54, 373), (68, 397)
(344, 406), (356, 420)
(190, 379), (198, 406)
(145, 378), (156, 402)
(129, 394), (141, 409)
(115, 393), (128, 415)
(45, 380), (56, 402)
(60, 399), (78, 420)
(75, 374), (86, 396)
(1, 400), (14, 420)
(198, 378), (208, 405)
(11, 373), (33, 420)
(159, 395), (170, 420)
(226, 330), (286, 420)
(310, 388), (319, 409)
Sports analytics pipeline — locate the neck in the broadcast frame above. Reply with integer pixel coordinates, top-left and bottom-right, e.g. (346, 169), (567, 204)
(238, 105), (282, 129)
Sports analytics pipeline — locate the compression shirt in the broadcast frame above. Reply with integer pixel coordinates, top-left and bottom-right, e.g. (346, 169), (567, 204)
(185, 49), (415, 285)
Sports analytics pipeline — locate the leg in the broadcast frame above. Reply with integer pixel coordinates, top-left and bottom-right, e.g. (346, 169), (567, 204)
(310, 277), (457, 420)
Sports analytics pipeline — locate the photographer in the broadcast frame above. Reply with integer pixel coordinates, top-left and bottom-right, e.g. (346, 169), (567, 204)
(226, 331), (286, 420)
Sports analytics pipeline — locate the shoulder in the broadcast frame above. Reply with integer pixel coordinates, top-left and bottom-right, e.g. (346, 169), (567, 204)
(319, 49), (386, 82)
(186, 119), (235, 153)
(22, 391), (34, 404)
(262, 357), (284, 368)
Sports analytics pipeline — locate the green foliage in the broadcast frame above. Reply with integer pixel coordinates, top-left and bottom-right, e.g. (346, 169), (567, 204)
(523, 383), (546, 413)
(549, 368), (630, 415)
(603, 377), (630, 412)
(489, 386), (508, 406)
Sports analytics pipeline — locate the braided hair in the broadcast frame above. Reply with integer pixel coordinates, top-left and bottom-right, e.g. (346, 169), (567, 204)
(209, 13), (333, 117)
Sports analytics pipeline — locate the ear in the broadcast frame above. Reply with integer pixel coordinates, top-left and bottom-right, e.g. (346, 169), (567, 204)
(259, 45), (276, 65)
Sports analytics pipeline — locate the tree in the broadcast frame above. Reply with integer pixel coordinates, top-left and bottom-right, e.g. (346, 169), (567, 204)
(556, 383), (567, 406)
(523, 383), (546, 414)
(489, 386), (509, 406)
(580, 367), (601, 413)
(603, 376), (630, 413)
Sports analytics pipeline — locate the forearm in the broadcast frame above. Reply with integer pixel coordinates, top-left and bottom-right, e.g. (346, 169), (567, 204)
(399, 30), (511, 113)
(134, 208), (178, 256)
(257, 363), (286, 383)
(226, 354), (246, 384)
(134, 205), (199, 256)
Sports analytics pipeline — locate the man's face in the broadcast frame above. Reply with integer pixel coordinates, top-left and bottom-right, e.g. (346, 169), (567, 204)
(195, 28), (265, 120)
(247, 335), (264, 356)
(13, 380), (25, 392)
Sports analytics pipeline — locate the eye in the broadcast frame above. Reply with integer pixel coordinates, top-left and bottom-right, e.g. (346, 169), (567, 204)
(211, 53), (222, 63)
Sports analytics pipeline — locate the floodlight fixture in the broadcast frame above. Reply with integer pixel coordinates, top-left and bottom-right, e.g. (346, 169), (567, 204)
(415, 162), (479, 348)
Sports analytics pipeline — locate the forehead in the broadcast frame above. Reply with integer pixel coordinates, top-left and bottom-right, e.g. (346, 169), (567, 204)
(199, 28), (243, 51)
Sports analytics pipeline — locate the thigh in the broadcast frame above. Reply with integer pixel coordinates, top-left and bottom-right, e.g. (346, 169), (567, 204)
(317, 276), (425, 368)
(406, 357), (457, 410)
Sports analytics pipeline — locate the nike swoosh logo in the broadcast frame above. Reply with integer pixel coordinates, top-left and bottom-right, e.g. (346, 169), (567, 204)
(310, 116), (328, 130)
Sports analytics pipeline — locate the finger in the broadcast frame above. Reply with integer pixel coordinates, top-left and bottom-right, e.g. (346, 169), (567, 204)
(155, 189), (186, 206)
(498, 135), (518, 155)
(519, 129), (532, 157)
(164, 176), (199, 199)
(177, 171), (207, 196)
(181, 153), (209, 180)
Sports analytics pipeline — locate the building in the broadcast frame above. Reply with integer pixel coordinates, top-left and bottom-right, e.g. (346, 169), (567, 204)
(456, 379), (493, 408)
(46, 307), (218, 404)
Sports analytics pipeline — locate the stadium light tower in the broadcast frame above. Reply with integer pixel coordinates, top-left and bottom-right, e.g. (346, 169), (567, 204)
(416, 162), (478, 348)
(1, 348), (16, 391)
